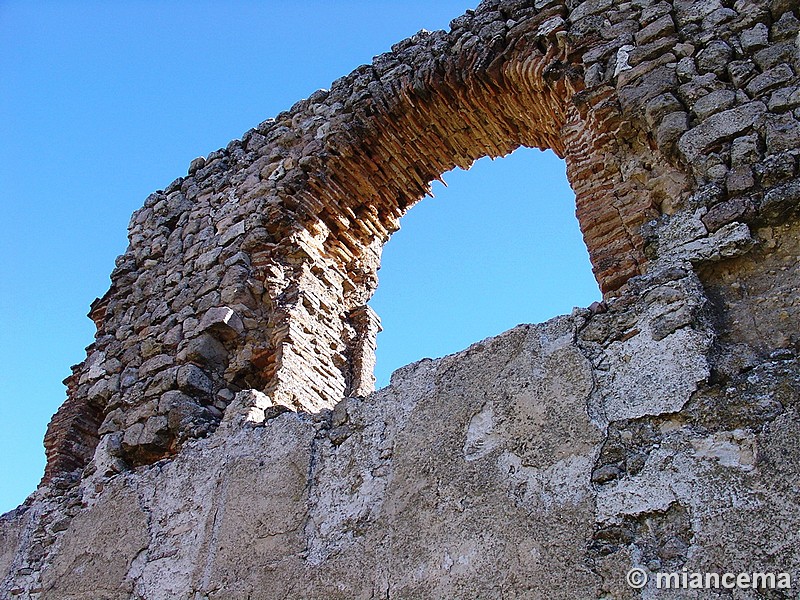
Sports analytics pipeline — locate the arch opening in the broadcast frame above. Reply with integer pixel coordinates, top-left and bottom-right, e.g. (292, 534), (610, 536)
(369, 146), (600, 387)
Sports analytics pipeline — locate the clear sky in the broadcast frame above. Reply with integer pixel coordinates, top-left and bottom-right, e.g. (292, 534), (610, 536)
(0, 1), (600, 514)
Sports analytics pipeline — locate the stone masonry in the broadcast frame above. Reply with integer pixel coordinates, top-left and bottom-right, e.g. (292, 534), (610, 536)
(2, 0), (800, 598)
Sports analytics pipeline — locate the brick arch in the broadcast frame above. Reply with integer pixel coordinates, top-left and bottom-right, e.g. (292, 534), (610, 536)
(267, 20), (690, 408)
(41, 0), (708, 482)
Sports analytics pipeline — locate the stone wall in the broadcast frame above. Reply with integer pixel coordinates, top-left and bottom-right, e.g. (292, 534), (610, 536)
(38, 0), (800, 482)
(2, 263), (799, 597)
(2, 0), (800, 597)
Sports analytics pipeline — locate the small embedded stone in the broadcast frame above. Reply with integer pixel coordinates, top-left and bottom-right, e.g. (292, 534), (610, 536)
(726, 166), (755, 195)
(692, 89), (735, 121)
(328, 425), (352, 446)
(179, 333), (228, 370)
(591, 464), (622, 484)
(177, 364), (213, 396)
(198, 306), (244, 340)
(696, 40), (732, 76)
(727, 59), (758, 88)
(753, 42), (797, 71)
(755, 152), (796, 187)
(219, 221), (245, 247)
(678, 101), (767, 162)
(635, 14), (675, 46)
(50, 518), (72, 533)
(676, 57), (697, 81)
(138, 354), (174, 378)
(746, 64), (794, 99)
(771, 10), (800, 41)
(656, 111), (689, 156)
(730, 134), (760, 168)
(761, 179), (800, 222)
(675, 0), (722, 25)
(768, 86), (800, 112)
(740, 22), (769, 52)
(765, 113), (800, 155)
(651, 306), (694, 341)
(189, 156), (206, 175)
(645, 93), (683, 127)
(141, 415), (170, 446)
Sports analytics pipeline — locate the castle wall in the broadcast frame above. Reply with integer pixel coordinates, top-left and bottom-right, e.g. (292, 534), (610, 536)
(2, 0), (800, 596)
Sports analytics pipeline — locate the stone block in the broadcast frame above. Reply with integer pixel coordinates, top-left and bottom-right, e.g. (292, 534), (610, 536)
(765, 113), (800, 154)
(179, 333), (229, 370)
(692, 89), (736, 120)
(746, 64), (795, 99)
(198, 306), (244, 340)
(635, 14), (675, 46)
(678, 101), (767, 162)
(701, 197), (752, 231)
(656, 111), (689, 155)
(740, 22), (769, 52)
(177, 364), (213, 396)
(696, 40), (732, 76)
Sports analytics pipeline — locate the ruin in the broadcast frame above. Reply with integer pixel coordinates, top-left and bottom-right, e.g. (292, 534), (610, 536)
(2, 0), (800, 597)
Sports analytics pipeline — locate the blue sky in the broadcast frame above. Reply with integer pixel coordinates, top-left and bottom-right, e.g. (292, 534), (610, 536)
(0, 1), (599, 513)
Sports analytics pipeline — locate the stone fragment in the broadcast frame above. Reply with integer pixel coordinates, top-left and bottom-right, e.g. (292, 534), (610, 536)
(628, 36), (677, 67)
(765, 113), (800, 154)
(177, 364), (213, 396)
(121, 422), (144, 449)
(746, 64), (795, 98)
(674, 0), (722, 25)
(138, 354), (174, 378)
(617, 64), (678, 112)
(692, 89), (736, 120)
(218, 221), (245, 246)
(696, 40), (732, 77)
(740, 22), (769, 52)
(701, 198), (752, 231)
(651, 305), (695, 341)
(769, 85), (800, 112)
(198, 306), (244, 340)
(591, 464), (622, 484)
(730, 134), (760, 167)
(703, 7), (736, 27)
(218, 389), (287, 430)
(753, 42), (797, 70)
(645, 93), (683, 127)
(771, 10), (800, 42)
(140, 416), (170, 447)
(676, 57), (697, 81)
(727, 60), (758, 88)
(179, 335), (228, 373)
(188, 156), (206, 175)
(635, 14), (675, 46)
(755, 152), (796, 187)
(726, 166), (755, 194)
(760, 178), (800, 222)
(656, 111), (689, 155)
(614, 44), (635, 76)
(678, 101), (767, 162)
(678, 73), (724, 104)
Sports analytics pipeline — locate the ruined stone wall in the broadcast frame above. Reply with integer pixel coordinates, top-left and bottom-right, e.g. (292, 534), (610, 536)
(2, 0), (800, 597)
(40, 0), (800, 484)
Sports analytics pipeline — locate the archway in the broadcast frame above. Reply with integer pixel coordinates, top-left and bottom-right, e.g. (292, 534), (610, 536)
(370, 147), (600, 387)
(42, 2), (695, 479)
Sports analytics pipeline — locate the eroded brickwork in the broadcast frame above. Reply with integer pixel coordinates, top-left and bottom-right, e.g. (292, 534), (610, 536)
(39, 0), (799, 492)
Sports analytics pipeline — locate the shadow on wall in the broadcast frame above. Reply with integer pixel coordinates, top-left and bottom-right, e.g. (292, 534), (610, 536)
(369, 147), (601, 388)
